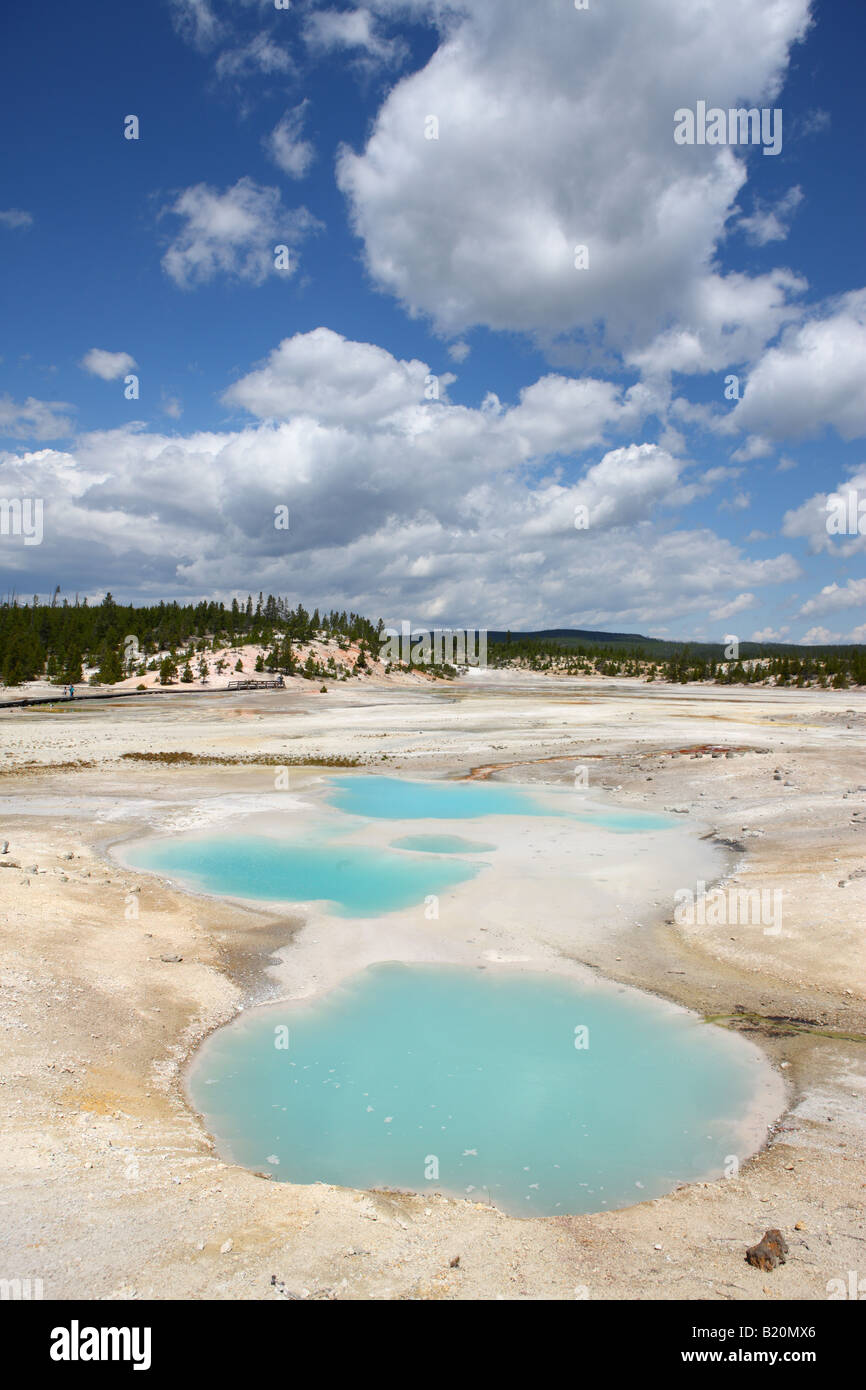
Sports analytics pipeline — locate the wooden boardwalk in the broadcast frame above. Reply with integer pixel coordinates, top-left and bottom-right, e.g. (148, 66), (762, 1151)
(0, 677), (285, 710)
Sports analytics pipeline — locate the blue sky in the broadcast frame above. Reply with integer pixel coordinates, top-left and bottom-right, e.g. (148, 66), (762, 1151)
(1, 0), (865, 641)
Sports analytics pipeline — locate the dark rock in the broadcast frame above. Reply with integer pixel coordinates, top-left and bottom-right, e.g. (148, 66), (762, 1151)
(746, 1229), (788, 1271)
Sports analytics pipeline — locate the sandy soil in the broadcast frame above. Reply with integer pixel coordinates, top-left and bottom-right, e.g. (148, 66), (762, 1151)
(0, 675), (864, 1300)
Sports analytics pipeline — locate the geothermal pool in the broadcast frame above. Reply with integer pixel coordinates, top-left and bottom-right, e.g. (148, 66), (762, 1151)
(324, 773), (673, 829)
(187, 962), (765, 1218)
(123, 773), (772, 1216)
(124, 833), (479, 918)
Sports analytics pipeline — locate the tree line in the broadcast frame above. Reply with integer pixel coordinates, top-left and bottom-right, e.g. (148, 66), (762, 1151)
(0, 591), (383, 687)
(488, 636), (866, 688)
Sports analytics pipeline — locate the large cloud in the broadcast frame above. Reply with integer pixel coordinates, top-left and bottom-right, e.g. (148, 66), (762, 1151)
(782, 464), (866, 556)
(0, 329), (800, 627)
(336, 0), (812, 346)
(627, 270), (807, 377)
(732, 290), (866, 441)
(222, 327), (435, 425)
(799, 578), (866, 617)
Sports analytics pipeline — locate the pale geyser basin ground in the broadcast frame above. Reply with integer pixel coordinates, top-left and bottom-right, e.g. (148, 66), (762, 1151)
(390, 834), (497, 854)
(187, 960), (776, 1219)
(118, 772), (783, 1216)
(6, 680), (864, 1297)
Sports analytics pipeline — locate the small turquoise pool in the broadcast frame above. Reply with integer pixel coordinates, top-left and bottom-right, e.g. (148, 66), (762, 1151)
(390, 834), (496, 855)
(122, 774), (675, 915)
(123, 836), (479, 918)
(188, 963), (763, 1218)
(325, 774), (673, 830)
(325, 774), (557, 819)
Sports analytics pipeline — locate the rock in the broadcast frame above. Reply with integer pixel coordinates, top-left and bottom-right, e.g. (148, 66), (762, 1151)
(746, 1229), (788, 1272)
(0, 841), (8, 854)
(794, 1222), (805, 1231)
(160, 954), (183, 963)
(449, 1255), (460, 1268)
(219, 1239), (233, 1254)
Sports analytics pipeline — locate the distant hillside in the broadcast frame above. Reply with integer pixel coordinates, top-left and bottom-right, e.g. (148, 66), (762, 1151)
(487, 628), (652, 648)
(485, 628), (865, 688)
(487, 629), (866, 659)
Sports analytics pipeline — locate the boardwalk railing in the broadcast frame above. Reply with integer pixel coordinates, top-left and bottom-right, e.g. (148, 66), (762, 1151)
(0, 676), (286, 709)
(226, 677), (285, 690)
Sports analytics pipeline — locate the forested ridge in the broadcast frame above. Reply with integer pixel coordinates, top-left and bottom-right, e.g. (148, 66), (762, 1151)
(0, 591), (382, 686)
(1, 597), (864, 689)
(489, 633), (866, 688)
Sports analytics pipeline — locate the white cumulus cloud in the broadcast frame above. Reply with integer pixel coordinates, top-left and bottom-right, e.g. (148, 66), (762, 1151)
(799, 578), (866, 616)
(0, 328), (802, 626)
(733, 290), (866, 442)
(80, 349), (137, 381)
(336, 0), (812, 347)
(160, 177), (318, 288)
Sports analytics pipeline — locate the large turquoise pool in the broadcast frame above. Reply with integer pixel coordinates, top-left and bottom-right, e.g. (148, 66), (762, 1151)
(188, 963), (762, 1218)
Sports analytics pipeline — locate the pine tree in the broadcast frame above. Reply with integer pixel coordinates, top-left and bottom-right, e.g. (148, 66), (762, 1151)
(159, 656), (178, 685)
